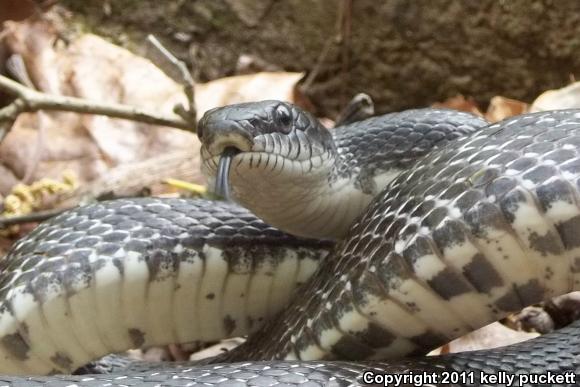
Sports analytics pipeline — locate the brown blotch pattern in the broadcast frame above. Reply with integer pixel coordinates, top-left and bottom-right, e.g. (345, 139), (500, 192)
(50, 352), (73, 369)
(1, 332), (29, 361)
(528, 231), (563, 257)
(427, 267), (472, 300)
(556, 215), (580, 249)
(462, 253), (503, 293)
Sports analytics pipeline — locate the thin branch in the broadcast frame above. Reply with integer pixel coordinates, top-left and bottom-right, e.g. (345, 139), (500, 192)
(146, 35), (196, 128)
(6, 55), (35, 89)
(51, 150), (203, 209)
(300, 38), (334, 92)
(300, 0), (352, 96)
(0, 97), (24, 143)
(6, 54), (45, 183)
(0, 207), (70, 228)
(339, 0), (352, 106)
(0, 75), (194, 131)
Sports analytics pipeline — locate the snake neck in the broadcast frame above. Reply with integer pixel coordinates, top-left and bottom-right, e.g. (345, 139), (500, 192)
(200, 107), (488, 241)
(224, 152), (397, 240)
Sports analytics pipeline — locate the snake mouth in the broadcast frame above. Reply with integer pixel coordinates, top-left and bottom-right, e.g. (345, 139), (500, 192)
(215, 147), (240, 199)
(202, 148), (334, 202)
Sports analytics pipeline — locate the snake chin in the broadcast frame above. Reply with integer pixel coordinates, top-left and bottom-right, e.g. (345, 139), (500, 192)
(202, 151), (335, 204)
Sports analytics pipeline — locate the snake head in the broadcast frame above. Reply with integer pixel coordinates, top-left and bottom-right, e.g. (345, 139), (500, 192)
(198, 100), (334, 161)
(198, 101), (337, 198)
(197, 101), (339, 232)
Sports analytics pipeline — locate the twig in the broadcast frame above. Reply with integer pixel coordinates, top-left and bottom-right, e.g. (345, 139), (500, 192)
(6, 54), (45, 183)
(0, 207), (70, 228)
(145, 35), (197, 129)
(5, 55), (35, 89)
(339, 0), (352, 105)
(0, 75), (193, 130)
(0, 91), (25, 143)
(51, 150), (203, 209)
(300, 0), (352, 98)
(300, 38), (334, 93)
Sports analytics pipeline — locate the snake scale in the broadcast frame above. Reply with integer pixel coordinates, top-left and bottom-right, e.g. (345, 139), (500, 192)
(0, 101), (580, 386)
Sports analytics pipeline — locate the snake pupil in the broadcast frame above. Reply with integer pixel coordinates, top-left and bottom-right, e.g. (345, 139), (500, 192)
(215, 147), (240, 199)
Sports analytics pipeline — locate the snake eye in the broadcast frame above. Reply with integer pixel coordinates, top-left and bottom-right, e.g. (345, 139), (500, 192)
(275, 105), (292, 128)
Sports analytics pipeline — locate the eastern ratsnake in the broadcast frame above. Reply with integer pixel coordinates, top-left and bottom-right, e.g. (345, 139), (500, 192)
(0, 102), (580, 385)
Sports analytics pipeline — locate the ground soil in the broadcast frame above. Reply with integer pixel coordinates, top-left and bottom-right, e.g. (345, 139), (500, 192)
(60, 0), (580, 117)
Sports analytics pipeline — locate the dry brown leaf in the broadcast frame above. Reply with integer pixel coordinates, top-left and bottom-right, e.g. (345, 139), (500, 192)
(1, 19), (195, 192)
(432, 95), (483, 117)
(428, 321), (538, 356)
(0, 18), (303, 197)
(530, 81), (580, 112)
(195, 72), (304, 118)
(485, 96), (529, 123)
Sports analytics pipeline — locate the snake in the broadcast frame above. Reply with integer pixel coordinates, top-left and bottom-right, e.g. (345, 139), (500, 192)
(0, 101), (580, 386)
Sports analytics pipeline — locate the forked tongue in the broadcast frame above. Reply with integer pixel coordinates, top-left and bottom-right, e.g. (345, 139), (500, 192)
(215, 147), (239, 200)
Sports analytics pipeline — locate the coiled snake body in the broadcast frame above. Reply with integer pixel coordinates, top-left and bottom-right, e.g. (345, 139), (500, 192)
(1, 102), (580, 385)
